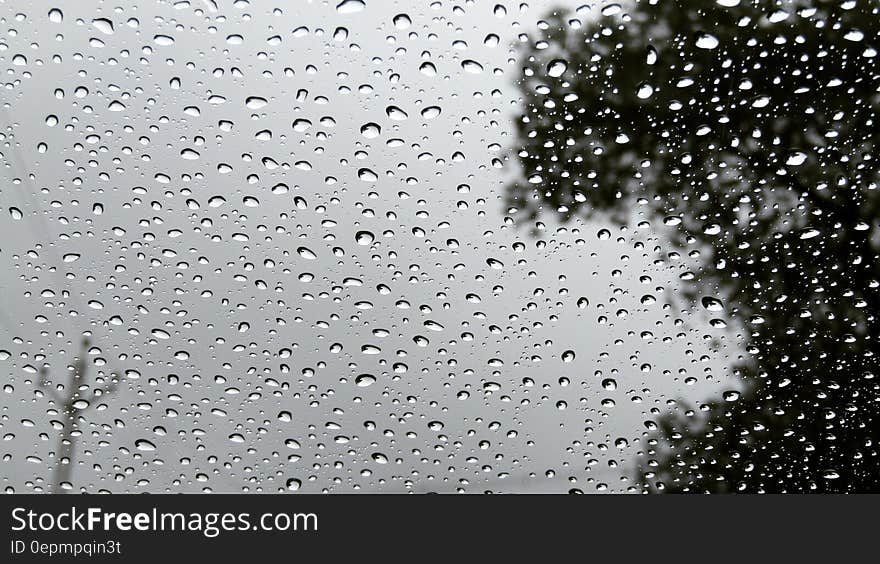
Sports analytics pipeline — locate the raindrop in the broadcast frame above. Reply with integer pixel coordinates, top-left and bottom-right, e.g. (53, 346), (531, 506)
(695, 33), (719, 49)
(355, 231), (375, 245)
(135, 439), (157, 452)
(358, 168), (378, 182)
(547, 59), (568, 78)
(360, 122), (381, 138)
(601, 4), (623, 16)
(355, 374), (376, 387)
(392, 14), (411, 30)
(246, 96), (268, 109)
(92, 18), (114, 35)
(786, 152), (808, 166)
(723, 390), (741, 402)
(486, 258), (504, 269)
(385, 106), (408, 120)
(336, 0), (365, 14)
(420, 106), (441, 120)
(297, 247), (317, 260)
(701, 297), (724, 312)
(292, 119), (312, 132)
(461, 60), (484, 74)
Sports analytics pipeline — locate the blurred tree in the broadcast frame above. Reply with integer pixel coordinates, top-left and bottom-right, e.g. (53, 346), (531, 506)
(508, 0), (880, 492)
(39, 339), (119, 493)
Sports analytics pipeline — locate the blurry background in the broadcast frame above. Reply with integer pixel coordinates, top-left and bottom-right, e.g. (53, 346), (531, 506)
(3, 0), (873, 494)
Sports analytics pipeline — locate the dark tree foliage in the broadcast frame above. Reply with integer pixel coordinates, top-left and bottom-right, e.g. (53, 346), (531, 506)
(508, 0), (880, 492)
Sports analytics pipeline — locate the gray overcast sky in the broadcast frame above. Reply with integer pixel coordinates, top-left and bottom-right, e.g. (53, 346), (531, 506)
(0, 0), (730, 493)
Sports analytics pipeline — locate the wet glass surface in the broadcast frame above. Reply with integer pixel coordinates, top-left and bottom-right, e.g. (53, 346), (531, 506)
(0, 0), (877, 493)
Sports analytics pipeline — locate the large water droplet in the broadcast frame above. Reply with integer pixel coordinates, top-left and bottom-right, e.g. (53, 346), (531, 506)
(547, 59), (568, 77)
(336, 0), (366, 14)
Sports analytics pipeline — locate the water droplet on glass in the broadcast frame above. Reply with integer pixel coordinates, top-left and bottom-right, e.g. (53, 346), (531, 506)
(723, 390), (741, 402)
(547, 59), (568, 78)
(695, 33), (719, 49)
(461, 59), (484, 74)
(135, 439), (157, 452)
(355, 374), (376, 387)
(701, 296), (724, 312)
(297, 247), (317, 260)
(355, 231), (375, 245)
(336, 0), (365, 15)
(393, 14), (411, 30)
(385, 105), (408, 120)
